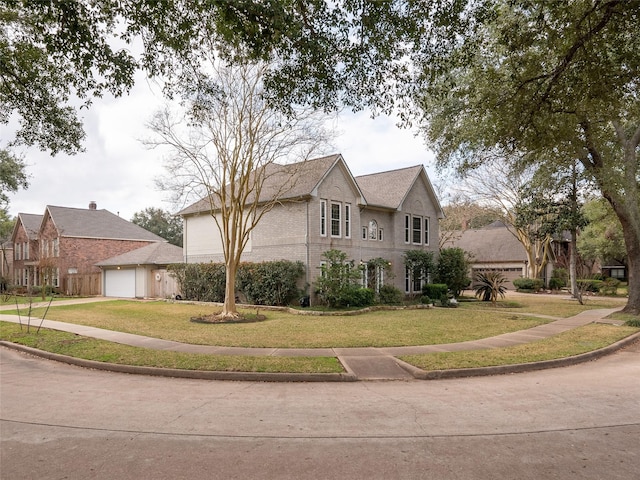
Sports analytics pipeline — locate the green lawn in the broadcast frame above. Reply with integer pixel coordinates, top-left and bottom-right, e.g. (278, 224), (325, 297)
(2, 294), (636, 374)
(0, 322), (342, 373)
(13, 300), (552, 348)
(399, 324), (638, 370)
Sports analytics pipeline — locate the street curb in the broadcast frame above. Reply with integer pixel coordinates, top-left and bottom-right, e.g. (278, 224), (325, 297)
(2, 332), (639, 383)
(0, 342), (357, 383)
(398, 332), (640, 380)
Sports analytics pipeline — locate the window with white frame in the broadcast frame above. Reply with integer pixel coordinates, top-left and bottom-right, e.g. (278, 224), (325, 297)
(368, 220), (378, 240)
(424, 217), (430, 245)
(53, 238), (59, 257)
(344, 204), (351, 238)
(404, 215), (410, 243)
(412, 216), (422, 244)
(320, 200), (327, 236)
(331, 202), (341, 237)
(24, 242), (29, 260)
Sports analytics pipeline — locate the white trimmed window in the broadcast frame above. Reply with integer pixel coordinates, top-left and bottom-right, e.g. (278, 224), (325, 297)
(424, 218), (430, 245)
(412, 216), (422, 244)
(404, 215), (410, 243)
(344, 204), (351, 238)
(320, 200), (327, 236)
(368, 220), (378, 240)
(331, 202), (341, 237)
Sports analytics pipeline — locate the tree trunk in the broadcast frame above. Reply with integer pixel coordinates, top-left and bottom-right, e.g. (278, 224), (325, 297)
(569, 228), (582, 304)
(221, 259), (239, 318)
(620, 220), (640, 315)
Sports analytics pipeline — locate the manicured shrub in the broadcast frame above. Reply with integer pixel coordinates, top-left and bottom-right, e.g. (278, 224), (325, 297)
(599, 278), (621, 296)
(549, 268), (568, 290)
(420, 295), (431, 305)
(513, 278), (544, 292)
(434, 248), (471, 297)
(422, 283), (448, 300)
(377, 284), (403, 305)
(315, 250), (364, 308)
(237, 260), (305, 306)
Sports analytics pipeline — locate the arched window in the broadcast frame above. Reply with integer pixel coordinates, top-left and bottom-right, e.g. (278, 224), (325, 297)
(368, 220), (378, 240)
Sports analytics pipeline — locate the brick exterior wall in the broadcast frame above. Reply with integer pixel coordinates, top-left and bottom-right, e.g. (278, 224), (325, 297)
(183, 161), (441, 300)
(11, 221), (39, 287)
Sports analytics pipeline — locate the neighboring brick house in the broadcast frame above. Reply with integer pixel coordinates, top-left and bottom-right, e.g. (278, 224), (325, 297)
(10, 213), (43, 288)
(11, 203), (164, 294)
(179, 154), (444, 300)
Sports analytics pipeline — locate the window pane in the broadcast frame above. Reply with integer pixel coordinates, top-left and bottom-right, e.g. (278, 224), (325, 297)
(331, 203), (341, 236)
(412, 216), (422, 244)
(424, 218), (429, 245)
(404, 215), (410, 243)
(320, 200), (326, 236)
(345, 204), (351, 238)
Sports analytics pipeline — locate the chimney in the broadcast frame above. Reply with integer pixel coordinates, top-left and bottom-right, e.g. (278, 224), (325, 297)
(89, 201), (97, 210)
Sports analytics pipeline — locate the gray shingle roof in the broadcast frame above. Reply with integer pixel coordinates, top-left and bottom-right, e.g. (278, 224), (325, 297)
(356, 165), (423, 209)
(46, 206), (163, 242)
(179, 154), (343, 215)
(18, 213), (44, 240)
(444, 224), (527, 262)
(96, 242), (184, 266)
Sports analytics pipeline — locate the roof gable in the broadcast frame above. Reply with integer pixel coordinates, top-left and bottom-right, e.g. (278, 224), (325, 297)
(44, 206), (163, 242)
(11, 213), (44, 242)
(179, 153), (366, 216)
(356, 165), (444, 217)
(96, 242), (183, 266)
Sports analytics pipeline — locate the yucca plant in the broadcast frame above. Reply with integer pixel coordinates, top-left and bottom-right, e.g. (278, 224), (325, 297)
(475, 271), (508, 307)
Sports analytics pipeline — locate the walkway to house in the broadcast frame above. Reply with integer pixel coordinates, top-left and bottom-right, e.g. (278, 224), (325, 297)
(0, 297), (632, 381)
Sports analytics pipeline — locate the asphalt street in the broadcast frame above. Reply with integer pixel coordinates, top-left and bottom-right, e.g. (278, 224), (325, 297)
(1, 341), (639, 479)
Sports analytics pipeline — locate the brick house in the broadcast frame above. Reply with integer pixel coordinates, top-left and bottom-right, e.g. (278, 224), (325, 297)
(179, 154), (444, 300)
(11, 203), (164, 294)
(10, 213), (43, 288)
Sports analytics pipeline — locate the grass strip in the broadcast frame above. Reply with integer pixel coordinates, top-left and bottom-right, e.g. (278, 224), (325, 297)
(0, 322), (343, 374)
(399, 324), (639, 371)
(10, 300), (551, 348)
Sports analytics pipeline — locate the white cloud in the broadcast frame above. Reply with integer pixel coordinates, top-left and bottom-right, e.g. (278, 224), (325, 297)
(6, 79), (442, 220)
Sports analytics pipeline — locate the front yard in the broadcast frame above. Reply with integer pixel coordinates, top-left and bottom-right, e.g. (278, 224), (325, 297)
(1, 293), (636, 374)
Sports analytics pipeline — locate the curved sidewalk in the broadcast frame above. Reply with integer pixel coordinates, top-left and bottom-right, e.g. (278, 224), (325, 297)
(1, 301), (637, 381)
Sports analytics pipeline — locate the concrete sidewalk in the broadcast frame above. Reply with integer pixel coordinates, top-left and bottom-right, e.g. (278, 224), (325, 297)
(1, 298), (635, 381)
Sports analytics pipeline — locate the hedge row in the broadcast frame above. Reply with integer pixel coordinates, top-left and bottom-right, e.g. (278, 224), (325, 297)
(168, 261), (305, 306)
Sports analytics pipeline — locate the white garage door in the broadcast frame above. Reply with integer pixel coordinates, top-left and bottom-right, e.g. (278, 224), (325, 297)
(105, 269), (136, 298)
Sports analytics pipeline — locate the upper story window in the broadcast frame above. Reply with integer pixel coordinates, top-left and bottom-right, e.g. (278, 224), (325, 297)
(320, 200), (327, 236)
(23, 242), (29, 260)
(53, 238), (60, 257)
(368, 220), (378, 240)
(406, 214), (429, 245)
(412, 216), (422, 244)
(331, 202), (341, 237)
(424, 217), (430, 246)
(404, 215), (410, 243)
(344, 204), (351, 238)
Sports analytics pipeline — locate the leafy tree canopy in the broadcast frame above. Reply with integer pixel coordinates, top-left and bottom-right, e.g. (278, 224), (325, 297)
(0, 149), (28, 207)
(578, 198), (626, 265)
(131, 207), (182, 247)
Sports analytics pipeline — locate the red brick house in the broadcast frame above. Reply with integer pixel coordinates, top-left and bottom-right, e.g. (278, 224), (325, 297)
(11, 203), (164, 294)
(10, 213), (43, 288)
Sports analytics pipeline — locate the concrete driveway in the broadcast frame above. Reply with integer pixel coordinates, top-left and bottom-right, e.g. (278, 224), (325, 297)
(2, 340), (639, 479)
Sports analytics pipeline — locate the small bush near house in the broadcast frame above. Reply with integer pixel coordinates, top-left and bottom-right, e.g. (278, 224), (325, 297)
(474, 271), (507, 306)
(339, 286), (375, 308)
(420, 295), (431, 305)
(599, 278), (621, 296)
(513, 278), (544, 292)
(422, 284), (448, 301)
(169, 263), (226, 302)
(315, 250), (365, 308)
(549, 268), (568, 290)
(236, 261), (305, 306)
(434, 247), (471, 297)
(377, 285), (403, 305)
(577, 279), (603, 293)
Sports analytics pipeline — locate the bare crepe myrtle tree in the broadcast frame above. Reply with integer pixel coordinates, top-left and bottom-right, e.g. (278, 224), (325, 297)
(147, 60), (332, 319)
